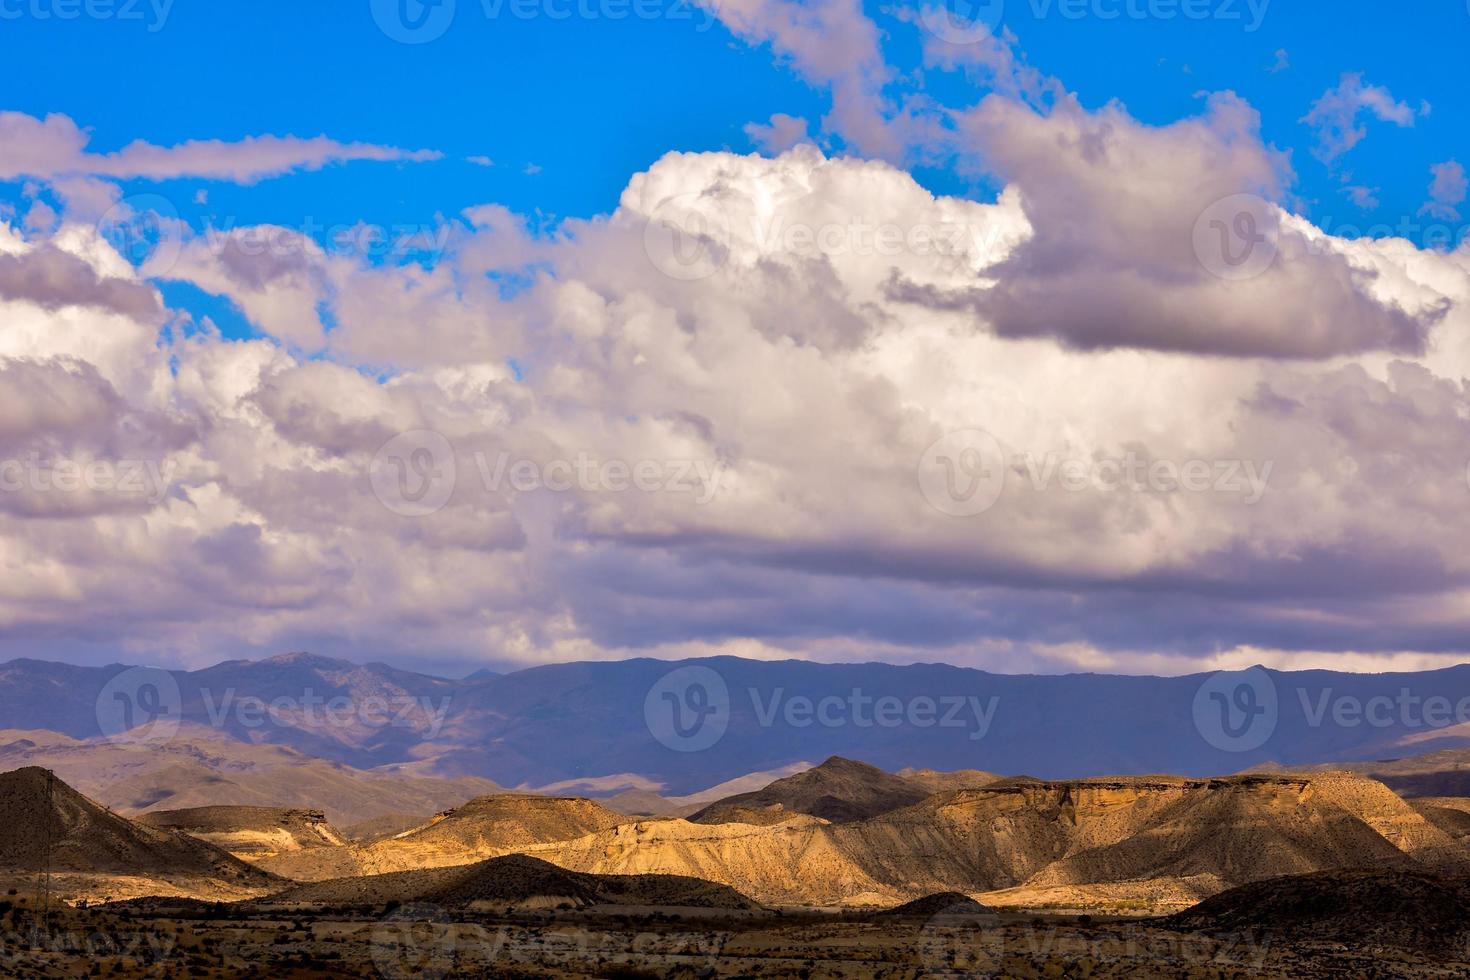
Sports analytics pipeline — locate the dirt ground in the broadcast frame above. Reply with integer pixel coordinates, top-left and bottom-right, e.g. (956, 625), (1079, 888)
(6, 896), (1470, 979)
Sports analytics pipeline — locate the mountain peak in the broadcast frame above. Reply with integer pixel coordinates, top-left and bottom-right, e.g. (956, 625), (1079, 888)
(813, 756), (885, 774)
(259, 652), (355, 669)
(692, 754), (927, 824)
(0, 765), (59, 795)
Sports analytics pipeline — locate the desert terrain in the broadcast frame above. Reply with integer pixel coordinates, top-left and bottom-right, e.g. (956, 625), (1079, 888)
(7, 747), (1470, 976)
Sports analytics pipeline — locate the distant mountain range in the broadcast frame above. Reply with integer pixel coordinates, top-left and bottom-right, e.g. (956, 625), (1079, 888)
(7, 653), (1470, 794)
(0, 724), (504, 826)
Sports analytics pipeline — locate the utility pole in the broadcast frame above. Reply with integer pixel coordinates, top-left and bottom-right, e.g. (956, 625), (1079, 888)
(39, 770), (53, 926)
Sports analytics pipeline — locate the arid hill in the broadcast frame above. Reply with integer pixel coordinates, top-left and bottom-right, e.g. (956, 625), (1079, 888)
(340, 811), (431, 842)
(136, 805), (346, 860)
(1271, 747), (1470, 799)
(256, 793), (630, 881)
(667, 762), (815, 807)
(592, 763), (818, 817)
(359, 794), (628, 870)
(0, 726), (502, 826)
(0, 767), (278, 903)
(877, 891), (993, 917)
(1411, 797), (1470, 841)
(895, 767), (1002, 795)
(599, 788), (701, 817)
(521, 772), (1470, 908)
(263, 853), (758, 911)
(691, 756), (930, 824)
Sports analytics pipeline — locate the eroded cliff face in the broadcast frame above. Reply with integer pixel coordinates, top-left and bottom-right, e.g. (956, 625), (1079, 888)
(517, 773), (1470, 907)
(236, 793), (630, 881)
(137, 806), (346, 859)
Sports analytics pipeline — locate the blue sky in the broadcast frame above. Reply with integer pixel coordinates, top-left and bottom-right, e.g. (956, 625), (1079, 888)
(3, 1), (1463, 255)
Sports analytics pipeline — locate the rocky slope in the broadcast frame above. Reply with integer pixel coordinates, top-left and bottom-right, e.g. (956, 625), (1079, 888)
(1411, 797), (1470, 841)
(136, 805), (346, 860)
(0, 767), (278, 902)
(256, 793), (631, 881)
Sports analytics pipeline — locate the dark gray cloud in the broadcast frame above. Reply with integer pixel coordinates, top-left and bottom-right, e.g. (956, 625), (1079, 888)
(933, 93), (1450, 358)
(0, 245), (161, 319)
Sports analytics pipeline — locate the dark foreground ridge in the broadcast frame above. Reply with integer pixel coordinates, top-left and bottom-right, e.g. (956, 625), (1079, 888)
(258, 853), (761, 911)
(1165, 869), (1470, 952)
(877, 891), (994, 917)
